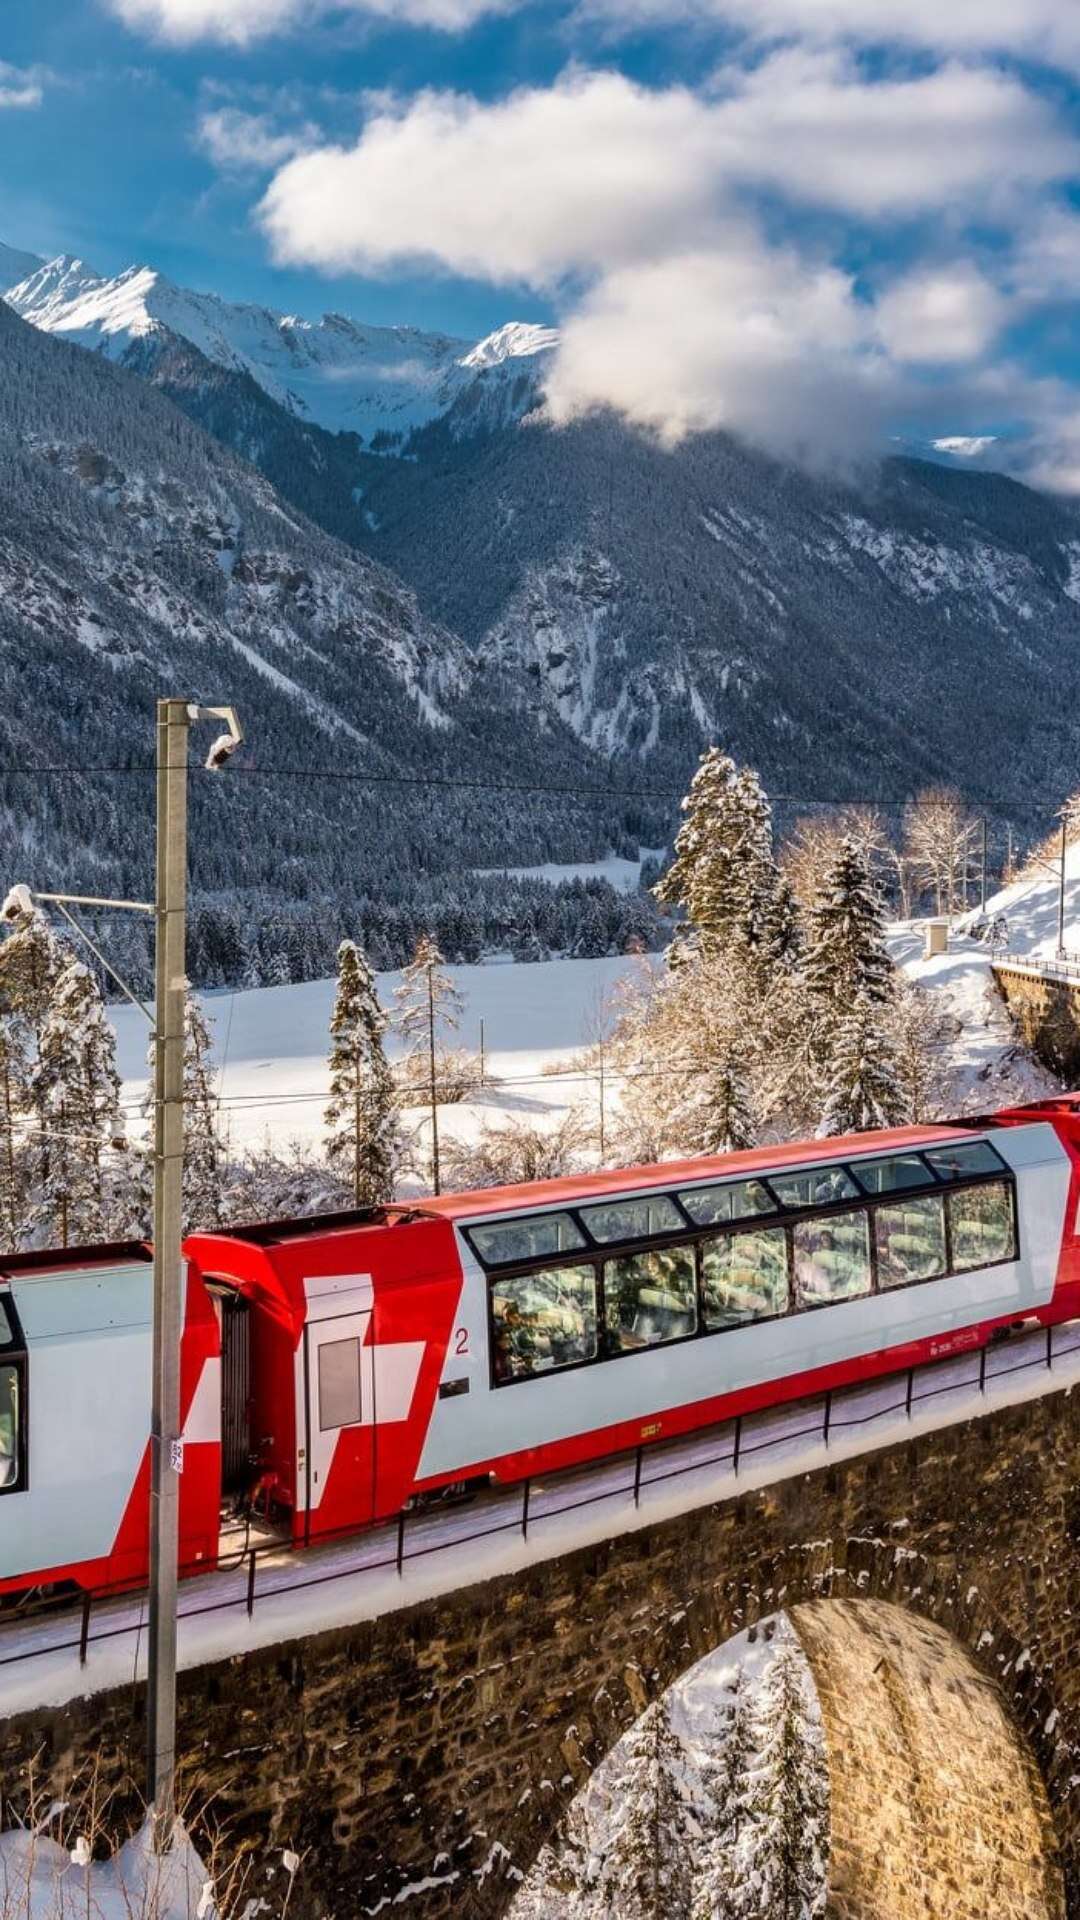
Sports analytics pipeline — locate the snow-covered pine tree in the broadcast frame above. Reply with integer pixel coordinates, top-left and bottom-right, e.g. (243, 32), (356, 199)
(817, 995), (908, 1138)
(324, 939), (399, 1207)
(655, 748), (795, 972)
(394, 935), (464, 1195)
(183, 992), (225, 1232)
(0, 1016), (31, 1251)
(693, 1668), (756, 1920)
(32, 957), (125, 1248)
(802, 838), (906, 1133)
(595, 1695), (696, 1919)
(729, 1630), (828, 1920)
(802, 839), (893, 1010)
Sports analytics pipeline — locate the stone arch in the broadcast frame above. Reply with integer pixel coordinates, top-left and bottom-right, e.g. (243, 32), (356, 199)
(791, 1597), (1065, 1920)
(494, 1533), (1073, 1920)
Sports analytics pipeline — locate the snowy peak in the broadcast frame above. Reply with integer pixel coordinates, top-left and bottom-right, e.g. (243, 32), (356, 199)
(462, 322), (559, 370)
(2, 241), (555, 446)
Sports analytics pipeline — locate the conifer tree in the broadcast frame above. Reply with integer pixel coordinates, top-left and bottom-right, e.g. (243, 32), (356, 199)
(0, 1017), (30, 1251)
(730, 1633), (829, 1920)
(182, 992), (225, 1232)
(817, 996), (907, 1138)
(655, 748), (795, 970)
(694, 1669), (755, 1920)
(802, 839), (893, 1011)
(325, 939), (399, 1207)
(604, 1696), (696, 1919)
(802, 839), (906, 1133)
(394, 935), (464, 1195)
(32, 958), (125, 1247)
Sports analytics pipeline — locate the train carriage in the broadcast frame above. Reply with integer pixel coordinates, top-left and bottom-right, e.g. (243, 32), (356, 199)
(3, 1096), (1080, 1598)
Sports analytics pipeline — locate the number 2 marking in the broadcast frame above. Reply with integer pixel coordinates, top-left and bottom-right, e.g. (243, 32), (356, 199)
(454, 1327), (469, 1356)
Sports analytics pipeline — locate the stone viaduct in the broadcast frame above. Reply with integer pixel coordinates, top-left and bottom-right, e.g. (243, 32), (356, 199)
(3, 1380), (1080, 1919)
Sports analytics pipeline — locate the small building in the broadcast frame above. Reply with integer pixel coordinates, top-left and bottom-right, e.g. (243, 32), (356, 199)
(925, 919), (949, 958)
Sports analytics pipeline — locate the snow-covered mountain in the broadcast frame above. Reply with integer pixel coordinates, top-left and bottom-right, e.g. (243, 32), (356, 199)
(0, 296), (645, 987)
(4, 252), (556, 444)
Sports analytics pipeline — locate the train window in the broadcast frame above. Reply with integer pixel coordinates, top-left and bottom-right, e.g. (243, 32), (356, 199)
(875, 1195), (948, 1290)
(0, 1364), (18, 1491)
(768, 1165), (860, 1210)
(581, 1195), (684, 1244)
(701, 1227), (789, 1329)
(469, 1211), (586, 1267)
(924, 1140), (1005, 1181)
(0, 1297), (13, 1346)
(604, 1247), (697, 1353)
(491, 1265), (598, 1382)
(947, 1182), (1016, 1271)
(678, 1180), (776, 1227)
(794, 1212), (872, 1307)
(318, 1338), (362, 1430)
(851, 1154), (934, 1196)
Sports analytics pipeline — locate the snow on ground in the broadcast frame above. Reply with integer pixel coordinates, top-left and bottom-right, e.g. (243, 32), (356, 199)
(108, 838), (1080, 1166)
(110, 954), (645, 1159)
(0, 1818), (213, 1920)
(474, 849), (666, 895)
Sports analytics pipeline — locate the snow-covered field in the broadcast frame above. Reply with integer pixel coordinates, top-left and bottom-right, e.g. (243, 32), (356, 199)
(475, 849), (665, 894)
(110, 954), (646, 1159)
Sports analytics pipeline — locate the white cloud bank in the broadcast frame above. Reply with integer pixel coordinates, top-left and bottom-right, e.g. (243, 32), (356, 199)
(197, 107), (318, 173)
(109, 0), (510, 43)
(580, 0), (1080, 73)
(253, 60), (1078, 465)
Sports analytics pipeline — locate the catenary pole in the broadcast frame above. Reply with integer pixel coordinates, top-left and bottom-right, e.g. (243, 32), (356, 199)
(1059, 817), (1068, 959)
(147, 697), (190, 1830)
(428, 959), (440, 1195)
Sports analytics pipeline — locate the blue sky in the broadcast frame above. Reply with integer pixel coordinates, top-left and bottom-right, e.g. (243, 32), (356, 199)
(6, 0), (1080, 481)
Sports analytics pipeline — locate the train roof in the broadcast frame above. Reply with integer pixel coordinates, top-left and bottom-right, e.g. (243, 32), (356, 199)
(0, 1240), (151, 1280)
(190, 1116), (994, 1254)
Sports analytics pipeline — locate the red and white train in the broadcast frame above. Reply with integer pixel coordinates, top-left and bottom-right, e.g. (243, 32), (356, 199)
(3, 1094), (1080, 1600)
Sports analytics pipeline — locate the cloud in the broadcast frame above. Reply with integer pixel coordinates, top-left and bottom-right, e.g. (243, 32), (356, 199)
(875, 264), (1009, 366)
(260, 73), (725, 283)
(578, 0), (1080, 74)
(545, 241), (892, 465)
(259, 59), (1076, 285)
(197, 107), (318, 173)
(0, 63), (44, 109)
(108, 0), (510, 44)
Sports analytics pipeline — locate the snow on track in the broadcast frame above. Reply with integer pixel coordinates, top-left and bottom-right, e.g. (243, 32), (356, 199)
(3, 1323), (1078, 1718)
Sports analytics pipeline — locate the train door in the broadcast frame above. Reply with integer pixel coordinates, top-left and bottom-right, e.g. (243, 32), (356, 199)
(218, 1291), (252, 1501)
(296, 1274), (377, 1545)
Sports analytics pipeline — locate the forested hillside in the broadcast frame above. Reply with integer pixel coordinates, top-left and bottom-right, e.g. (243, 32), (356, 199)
(0, 299), (662, 988)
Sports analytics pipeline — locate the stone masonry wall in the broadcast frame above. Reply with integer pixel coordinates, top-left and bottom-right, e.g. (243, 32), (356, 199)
(2, 1382), (1080, 1918)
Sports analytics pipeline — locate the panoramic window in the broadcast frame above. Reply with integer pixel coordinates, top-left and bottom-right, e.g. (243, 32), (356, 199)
(947, 1182), (1016, 1271)
(768, 1165), (860, 1210)
(851, 1154), (933, 1195)
(701, 1227), (789, 1329)
(469, 1211), (586, 1267)
(491, 1264), (599, 1382)
(924, 1140), (1005, 1181)
(580, 1194), (684, 1244)
(678, 1180), (776, 1227)
(793, 1212), (872, 1306)
(875, 1195), (948, 1290)
(318, 1337), (363, 1430)
(0, 1297), (13, 1346)
(604, 1247), (697, 1353)
(0, 1365), (19, 1491)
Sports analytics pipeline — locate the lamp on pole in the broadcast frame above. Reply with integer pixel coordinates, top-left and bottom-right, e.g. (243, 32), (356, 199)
(2, 697), (243, 1835)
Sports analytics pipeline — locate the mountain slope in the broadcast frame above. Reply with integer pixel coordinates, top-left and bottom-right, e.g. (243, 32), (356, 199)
(0, 299), (648, 985)
(5, 253), (555, 444)
(349, 413), (1080, 813)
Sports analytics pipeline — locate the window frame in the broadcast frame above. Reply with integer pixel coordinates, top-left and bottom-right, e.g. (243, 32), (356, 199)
(476, 1139), (1021, 1389)
(0, 1287), (28, 1496)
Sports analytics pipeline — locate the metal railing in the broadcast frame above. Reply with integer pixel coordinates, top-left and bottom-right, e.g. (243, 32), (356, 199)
(994, 955), (1080, 987)
(2, 1320), (1078, 1684)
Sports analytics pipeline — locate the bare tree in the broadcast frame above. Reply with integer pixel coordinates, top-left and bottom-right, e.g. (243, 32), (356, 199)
(902, 787), (979, 919)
